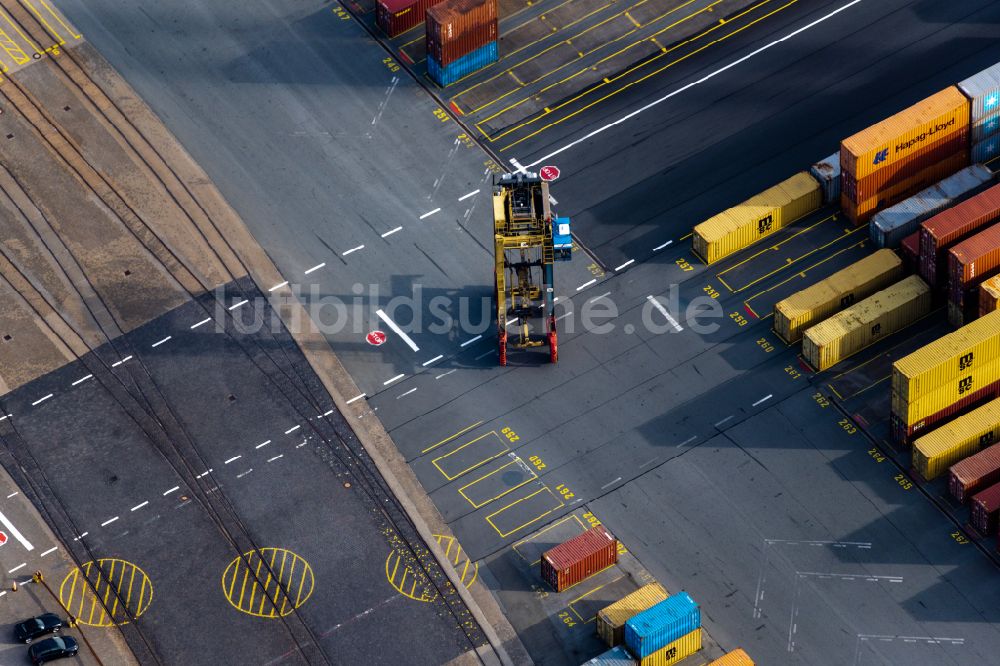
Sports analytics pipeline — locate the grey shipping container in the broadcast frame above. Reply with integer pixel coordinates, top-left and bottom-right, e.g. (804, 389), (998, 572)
(870, 164), (993, 248)
(973, 136), (999, 164)
(958, 63), (1000, 143)
(810, 153), (840, 204)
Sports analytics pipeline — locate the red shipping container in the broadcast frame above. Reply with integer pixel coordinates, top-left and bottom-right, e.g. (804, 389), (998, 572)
(950, 443), (1000, 503)
(377, 0), (441, 38)
(541, 526), (618, 592)
(919, 182), (1000, 287)
(892, 377), (1000, 444)
(901, 231), (920, 270)
(948, 222), (1000, 304)
(426, 0), (497, 66)
(971, 483), (1000, 534)
(842, 134), (969, 204)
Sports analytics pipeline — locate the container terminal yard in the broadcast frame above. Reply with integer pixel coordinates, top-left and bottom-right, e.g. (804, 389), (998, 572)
(1, 0), (1000, 665)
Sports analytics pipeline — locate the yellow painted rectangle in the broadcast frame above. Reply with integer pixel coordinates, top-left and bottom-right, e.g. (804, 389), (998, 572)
(774, 249), (904, 343)
(638, 628), (701, 666)
(512, 514), (585, 564)
(892, 355), (1000, 424)
(596, 582), (669, 647)
(485, 486), (563, 538)
(913, 397), (1000, 480)
(708, 648), (756, 666)
(802, 275), (931, 372)
(692, 172), (821, 264)
(458, 458), (537, 508)
(432, 431), (507, 480)
(892, 309), (1000, 402)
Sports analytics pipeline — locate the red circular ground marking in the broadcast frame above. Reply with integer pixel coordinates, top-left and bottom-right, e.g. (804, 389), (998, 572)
(366, 330), (387, 346)
(0, 531), (7, 546)
(539, 165), (560, 181)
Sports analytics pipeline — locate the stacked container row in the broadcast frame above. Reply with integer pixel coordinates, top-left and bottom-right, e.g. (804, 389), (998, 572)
(971, 484), (1000, 534)
(980, 275), (1000, 316)
(693, 172), (821, 264)
(625, 592), (700, 660)
(901, 231), (921, 270)
(947, 221), (1000, 324)
(377, 0), (439, 37)
(810, 153), (840, 204)
(426, 0), (498, 86)
(708, 649), (756, 666)
(540, 526), (617, 592)
(912, 397), (1000, 480)
(918, 182), (1000, 287)
(958, 63), (1000, 161)
(596, 583), (669, 647)
(950, 443), (1000, 503)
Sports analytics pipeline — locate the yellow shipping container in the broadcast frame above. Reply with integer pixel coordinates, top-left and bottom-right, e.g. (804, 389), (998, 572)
(693, 172), (821, 264)
(892, 356), (1000, 424)
(596, 583), (669, 647)
(708, 649), (756, 666)
(638, 629), (701, 666)
(892, 309), (1000, 403)
(841, 87), (970, 179)
(981, 275), (1000, 316)
(802, 276), (931, 372)
(912, 397), (1000, 480)
(774, 249), (903, 343)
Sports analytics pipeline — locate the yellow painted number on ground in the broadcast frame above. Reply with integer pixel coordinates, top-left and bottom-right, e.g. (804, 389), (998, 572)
(730, 312), (748, 327)
(838, 418), (857, 434)
(582, 511), (601, 528)
(868, 447), (886, 463)
(894, 474), (913, 491)
(457, 133), (475, 149)
(812, 391), (830, 407)
(555, 483), (574, 500)
(785, 364), (802, 380)
(501, 427), (520, 443)
(333, 6), (351, 19)
(758, 338), (775, 353)
(558, 610), (577, 628)
(587, 263), (605, 278)
(382, 57), (400, 73)
(433, 107), (450, 122)
(951, 530), (970, 545)
(676, 257), (693, 272)
(703, 285), (720, 299)
(529, 455), (546, 470)
(485, 160), (504, 174)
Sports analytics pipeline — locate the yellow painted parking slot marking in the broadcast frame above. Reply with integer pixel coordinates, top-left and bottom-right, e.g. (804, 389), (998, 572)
(569, 575), (624, 622)
(37, 0), (81, 40)
(458, 458), (538, 508)
(732, 226), (865, 294)
(826, 383), (844, 400)
(432, 431), (508, 480)
(422, 420), (484, 454)
(742, 238), (868, 311)
(512, 514), (586, 562)
(385, 534), (478, 602)
(0, 7), (41, 55)
(59, 558), (153, 627)
(716, 213), (836, 281)
(222, 548), (314, 618)
(486, 486), (564, 538)
(845, 375), (890, 400)
(23, 0), (65, 44)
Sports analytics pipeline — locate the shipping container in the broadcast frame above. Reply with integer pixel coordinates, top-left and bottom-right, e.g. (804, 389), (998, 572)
(803, 275), (930, 372)
(708, 649), (756, 666)
(912, 397), (1000, 480)
(841, 87), (970, 179)
(891, 376), (1000, 444)
(981, 275), (1000, 316)
(948, 222), (1000, 305)
(901, 231), (920, 270)
(892, 308), (1000, 403)
(583, 645), (635, 666)
(950, 442), (1000, 503)
(973, 136), (1000, 164)
(540, 525), (617, 592)
(971, 483), (1000, 534)
(427, 40), (498, 87)
(597, 583), (669, 647)
(624, 592), (700, 659)
(774, 249), (903, 343)
(843, 135), (970, 204)
(892, 355), (1000, 424)
(638, 629), (701, 666)
(919, 181), (1000, 287)
(693, 172), (821, 264)
(426, 0), (497, 66)
(810, 153), (840, 204)
(376, 0), (441, 37)
(957, 63), (1000, 142)
(870, 164), (993, 248)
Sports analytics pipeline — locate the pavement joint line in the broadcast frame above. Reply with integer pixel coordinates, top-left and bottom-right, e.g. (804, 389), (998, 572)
(191, 317), (212, 329)
(31, 394), (53, 406)
(71, 374), (92, 386)
(589, 291), (612, 303)
(72, 532), (88, 541)
(151, 335), (172, 348)
(614, 259), (635, 271)
(714, 415), (734, 427)
(600, 477), (622, 490)
(381, 226), (403, 238)
(229, 299), (249, 311)
(646, 295), (683, 331)
(267, 455), (284, 463)
(459, 189), (479, 201)
(255, 439), (272, 449)
(419, 208), (441, 219)
(346, 393), (366, 404)
(237, 468), (253, 479)
(460, 335), (482, 347)
(284, 425), (301, 435)
(384, 374), (405, 386)
(268, 281), (289, 292)
(130, 501), (149, 512)
(422, 355), (444, 366)
(0, 511), (33, 550)
(224, 455), (241, 464)
(304, 262), (327, 274)
(100, 516), (119, 527)
(40, 546), (58, 557)
(376, 308), (421, 351)
(397, 388), (418, 399)
(5, 492), (17, 498)
(576, 278), (597, 291)
(195, 469), (213, 479)
(653, 240), (673, 251)
(753, 394), (773, 407)
(436, 369), (457, 379)
(8, 563), (26, 574)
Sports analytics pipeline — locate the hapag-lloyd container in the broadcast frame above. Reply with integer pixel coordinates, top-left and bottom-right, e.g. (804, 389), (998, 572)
(912, 397), (1000, 480)
(840, 87), (970, 180)
(981, 275), (1000, 316)
(919, 182), (1000, 287)
(596, 582), (669, 647)
(773, 249), (903, 343)
(810, 153), (840, 204)
(639, 629), (701, 666)
(870, 164), (993, 248)
(802, 275), (930, 372)
(971, 483), (1000, 534)
(540, 525), (617, 592)
(950, 442), (1000, 503)
(427, 40), (498, 87)
(973, 136), (1000, 163)
(891, 376), (1000, 444)
(625, 592), (700, 659)
(948, 222), (1000, 308)
(708, 649), (756, 666)
(958, 63), (1000, 142)
(843, 134), (970, 204)
(376, 0), (440, 37)
(901, 231), (920, 269)
(426, 0), (497, 66)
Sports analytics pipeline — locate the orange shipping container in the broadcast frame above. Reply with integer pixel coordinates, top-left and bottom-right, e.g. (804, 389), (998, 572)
(981, 275), (1000, 316)
(842, 135), (969, 204)
(708, 649), (755, 666)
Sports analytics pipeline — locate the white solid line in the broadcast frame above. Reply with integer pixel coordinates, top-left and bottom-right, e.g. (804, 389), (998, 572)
(268, 281), (289, 292)
(31, 394), (53, 406)
(381, 226), (403, 238)
(8, 563), (26, 574)
(72, 375), (93, 386)
(229, 299), (249, 310)
(304, 262), (327, 274)
(646, 295), (684, 332)
(40, 547), (57, 557)
(600, 477), (622, 490)
(100, 516), (119, 527)
(460, 335), (482, 347)
(753, 394), (773, 407)
(5, 492), (17, 498)
(151, 336), (172, 348)
(0, 510), (32, 550)
(191, 317), (212, 329)
(130, 501), (149, 512)
(576, 279), (597, 291)
(255, 440), (272, 449)
(419, 208), (441, 219)
(614, 259), (635, 271)
(653, 240), (673, 251)
(284, 425), (301, 435)
(589, 291), (611, 303)
(346, 394), (366, 404)
(397, 388), (418, 399)
(384, 374), (405, 385)
(436, 369), (457, 379)
(458, 189), (480, 201)
(524, 0), (866, 168)
(376, 309), (420, 351)
(267, 454), (284, 463)
(163, 486), (179, 496)
(422, 355), (444, 366)
(224, 455), (241, 465)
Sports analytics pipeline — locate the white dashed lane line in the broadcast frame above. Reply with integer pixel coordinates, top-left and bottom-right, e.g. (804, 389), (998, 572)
(753, 394), (773, 407)
(422, 355), (443, 367)
(195, 469), (213, 479)
(228, 299), (248, 311)
(224, 455), (241, 465)
(436, 369), (456, 379)
(397, 388), (417, 399)
(383, 374), (405, 386)
(589, 291), (611, 303)
(255, 440), (271, 449)
(460, 335), (482, 347)
(130, 501), (149, 512)
(40, 547), (57, 557)
(419, 208), (441, 219)
(72, 374), (92, 386)
(614, 259), (635, 271)
(163, 486), (179, 496)
(151, 336), (172, 348)
(8, 563), (26, 574)
(191, 317), (212, 329)
(31, 394), (53, 406)
(0, 414), (9, 422)
(267, 455), (284, 463)
(381, 226), (402, 238)
(343, 245), (365, 256)
(576, 279), (596, 291)
(346, 394), (366, 404)
(100, 516), (119, 527)
(458, 189), (479, 201)
(304, 262), (326, 274)
(72, 532), (88, 541)
(653, 240), (673, 251)
(268, 281), (289, 292)
(284, 425), (301, 435)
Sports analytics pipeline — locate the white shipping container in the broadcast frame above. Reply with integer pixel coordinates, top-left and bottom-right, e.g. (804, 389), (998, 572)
(810, 153), (840, 204)
(958, 63), (1000, 142)
(973, 136), (999, 164)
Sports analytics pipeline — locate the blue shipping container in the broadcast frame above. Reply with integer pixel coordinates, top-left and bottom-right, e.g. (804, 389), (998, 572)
(624, 592), (700, 659)
(958, 63), (1000, 142)
(428, 41), (498, 87)
(869, 164), (993, 248)
(972, 136), (1000, 164)
(583, 645), (635, 665)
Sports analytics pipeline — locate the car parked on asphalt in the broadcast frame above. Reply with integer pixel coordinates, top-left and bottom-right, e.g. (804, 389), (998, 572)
(28, 635), (78, 665)
(13, 613), (63, 644)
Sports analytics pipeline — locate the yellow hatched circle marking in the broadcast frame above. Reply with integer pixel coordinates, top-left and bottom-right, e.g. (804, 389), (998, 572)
(385, 534), (479, 603)
(59, 558), (153, 627)
(221, 548), (314, 618)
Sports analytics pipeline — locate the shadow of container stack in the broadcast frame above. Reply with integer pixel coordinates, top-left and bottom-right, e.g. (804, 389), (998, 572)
(426, 0), (498, 87)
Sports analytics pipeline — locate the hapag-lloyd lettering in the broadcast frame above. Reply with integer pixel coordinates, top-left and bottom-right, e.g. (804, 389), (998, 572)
(894, 117), (957, 153)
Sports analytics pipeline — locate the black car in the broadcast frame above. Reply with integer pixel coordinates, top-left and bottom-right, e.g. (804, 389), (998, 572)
(13, 613), (63, 644)
(28, 636), (78, 665)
